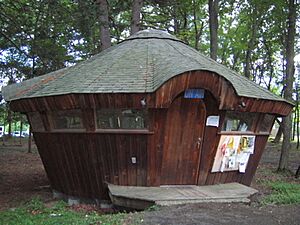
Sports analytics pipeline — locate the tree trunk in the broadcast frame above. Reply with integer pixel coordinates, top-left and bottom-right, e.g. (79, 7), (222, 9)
(172, 2), (179, 35)
(278, 0), (296, 171)
(244, 9), (259, 79)
(263, 40), (274, 90)
(193, 0), (203, 50)
(279, 116), (292, 169)
(297, 88), (299, 149)
(131, 0), (143, 34)
(208, 0), (219, 60)
(13, 121), (16, 144)
(296, 165), (300, 178)
(7, 109), (12, 138)
(19, 120), (23, 145)
(28, 126), (32, 153)
(96, 0), (111, 51)
(2, 121), (5, 145)
(292, 110), (296, 141)
(273, 120), (283, 143)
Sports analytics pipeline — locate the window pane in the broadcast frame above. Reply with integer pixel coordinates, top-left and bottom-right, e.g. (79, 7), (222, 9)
(259, 114), (275, 133)
(53, 110), (83, 129)
(97, 109), (147, 129)
(97, 110), (119, 129)
(28, 112), (45, 131)
(222, 112), (256, 132)
(121, 109), (145, 129)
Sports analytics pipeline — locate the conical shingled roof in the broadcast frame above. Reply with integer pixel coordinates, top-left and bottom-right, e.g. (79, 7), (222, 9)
(2, 29), (287, 103)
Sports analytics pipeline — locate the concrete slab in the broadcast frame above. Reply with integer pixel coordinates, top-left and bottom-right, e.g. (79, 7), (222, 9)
(108, 183), (258, 209)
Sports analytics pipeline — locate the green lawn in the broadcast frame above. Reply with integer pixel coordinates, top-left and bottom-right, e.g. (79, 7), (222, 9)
(0, 198), (131, 225)
(262, 181), (300, 205)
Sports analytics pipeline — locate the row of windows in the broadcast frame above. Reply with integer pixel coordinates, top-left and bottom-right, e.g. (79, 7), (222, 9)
(28, 110), (274, 133)
(28, 109), (147, 131)
(222, 112), (274, 133)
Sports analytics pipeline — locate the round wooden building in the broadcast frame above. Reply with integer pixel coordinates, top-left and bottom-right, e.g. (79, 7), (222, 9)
(3, 30), (293, 204)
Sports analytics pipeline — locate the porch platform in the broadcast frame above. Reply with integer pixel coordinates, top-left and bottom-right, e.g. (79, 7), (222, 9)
(108, 183), (258, 209)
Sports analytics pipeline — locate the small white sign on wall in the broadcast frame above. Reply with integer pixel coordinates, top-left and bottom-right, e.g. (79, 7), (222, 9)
(131, 157), (137, 164)
(206, 116), (220, 127)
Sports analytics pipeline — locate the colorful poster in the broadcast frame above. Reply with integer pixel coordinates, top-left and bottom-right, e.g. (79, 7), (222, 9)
(211, 135), (255, 173)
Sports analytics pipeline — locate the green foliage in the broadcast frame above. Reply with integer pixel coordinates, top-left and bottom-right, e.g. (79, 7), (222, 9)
(145, 204), (160, 211)
(0, 0), (86, 80)
(0, 198), (127, 225)
(262, 181), (300, 205)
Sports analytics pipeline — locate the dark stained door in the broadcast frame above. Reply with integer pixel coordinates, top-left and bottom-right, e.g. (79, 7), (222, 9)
(160, 96), (206, 185)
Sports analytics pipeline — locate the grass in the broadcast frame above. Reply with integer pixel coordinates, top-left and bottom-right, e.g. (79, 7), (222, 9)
(145, 205), (160, 212)
(0, 198), (129, 225)
(255, 163), (300, 205)
(262, 181), (300, 205)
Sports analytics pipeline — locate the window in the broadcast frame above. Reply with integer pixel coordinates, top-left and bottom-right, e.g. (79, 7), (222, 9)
(259, 114), (275, 133)
(97, 109), (147, 129)
(52, 110), (83, 129)
(222, 112), (256, 132)
(27, 112), (45, 132)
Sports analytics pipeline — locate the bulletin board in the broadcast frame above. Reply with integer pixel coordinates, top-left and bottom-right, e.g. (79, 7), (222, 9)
(211, 135), (255, 173)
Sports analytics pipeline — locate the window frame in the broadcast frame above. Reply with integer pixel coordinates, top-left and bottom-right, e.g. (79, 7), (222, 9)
(257, 114), (276, 134)
(96, 108), (149, 131)
(50, 109), (85, 131)
(220, 111), (257, 134)
(27, 112), (45, 132)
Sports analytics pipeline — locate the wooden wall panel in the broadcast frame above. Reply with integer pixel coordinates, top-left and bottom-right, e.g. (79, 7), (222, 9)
(147, 109), (167, 186)
(34, 133), (148, 199)
(198, 92), (220, 185)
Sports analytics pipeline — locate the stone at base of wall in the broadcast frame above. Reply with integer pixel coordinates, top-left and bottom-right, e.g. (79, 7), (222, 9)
(52, 189), (113, 209)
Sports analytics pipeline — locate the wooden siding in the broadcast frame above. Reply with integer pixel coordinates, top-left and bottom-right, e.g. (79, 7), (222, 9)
(153, 71), (292, 115)
(30, 103), (270, 199)
(34, 133), (148, 199)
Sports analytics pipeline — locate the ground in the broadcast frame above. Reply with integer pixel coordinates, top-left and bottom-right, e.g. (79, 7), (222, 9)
(0, 138), (299, 224)
(140, 202), (300, 225)
(0, 140), (51, 210)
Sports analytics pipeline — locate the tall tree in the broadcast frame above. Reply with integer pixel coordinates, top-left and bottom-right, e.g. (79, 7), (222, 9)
(131, 0), (143, 34)
(192, 0), (204, 50)
(96, 0), (111, 50)
(244, 4), (259, 79)
(208, 0), (219, 60)
(278, 0), (297, 171)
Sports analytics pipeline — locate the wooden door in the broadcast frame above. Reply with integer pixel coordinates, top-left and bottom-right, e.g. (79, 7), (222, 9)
(160, 96), (206, 185)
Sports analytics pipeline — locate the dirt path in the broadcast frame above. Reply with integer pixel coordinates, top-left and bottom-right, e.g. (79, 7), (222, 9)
(0, 143), (51, 210)
(140, 203), (300, 225)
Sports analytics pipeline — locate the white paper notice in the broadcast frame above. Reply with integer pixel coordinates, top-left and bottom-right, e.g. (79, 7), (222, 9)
(206, 116), (220, 127)
(238, 153), (251, 173)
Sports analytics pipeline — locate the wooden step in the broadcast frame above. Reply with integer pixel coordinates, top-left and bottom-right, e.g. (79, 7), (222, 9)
(108, 183), (258, 209)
